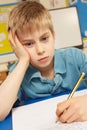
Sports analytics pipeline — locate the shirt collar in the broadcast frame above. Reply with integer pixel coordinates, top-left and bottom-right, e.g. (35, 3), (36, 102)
(27, 65), (40, 80)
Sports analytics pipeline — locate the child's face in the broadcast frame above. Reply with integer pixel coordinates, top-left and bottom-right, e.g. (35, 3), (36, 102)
(18, 27), (55, 71)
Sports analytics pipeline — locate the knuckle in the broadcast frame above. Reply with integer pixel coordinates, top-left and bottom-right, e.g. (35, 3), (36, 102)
(57, 106), (62, 113)
(72, 104), (79, 111)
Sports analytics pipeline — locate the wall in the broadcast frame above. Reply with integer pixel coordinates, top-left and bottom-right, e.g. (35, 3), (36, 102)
(0, 0), (87, 64)
(0, 0), (20, 4)
(0, 0), (68, 64)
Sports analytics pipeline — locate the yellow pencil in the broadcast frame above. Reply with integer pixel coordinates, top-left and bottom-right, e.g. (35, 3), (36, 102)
(68, 72), (85, 99)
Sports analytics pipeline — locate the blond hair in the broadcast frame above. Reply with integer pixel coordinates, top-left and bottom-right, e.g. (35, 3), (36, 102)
(8, 1), (54, 35)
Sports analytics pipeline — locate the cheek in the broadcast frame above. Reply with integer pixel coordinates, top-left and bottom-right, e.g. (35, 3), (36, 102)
(25, 47), (34, 55)
(30, 56), (37, 66)
(25, 49), (36, 62)
(50, 38), (55, 47)
(49, 41), (55, 51)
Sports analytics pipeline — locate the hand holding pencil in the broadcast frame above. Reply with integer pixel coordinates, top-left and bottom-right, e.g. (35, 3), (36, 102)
(56, 72), (87, 123)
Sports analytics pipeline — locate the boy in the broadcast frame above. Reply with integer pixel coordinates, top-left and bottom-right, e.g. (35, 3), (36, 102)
(0, 1), (87, 123)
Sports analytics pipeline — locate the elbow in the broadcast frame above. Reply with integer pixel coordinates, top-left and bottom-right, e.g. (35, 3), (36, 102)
(0, 99), (14, 122)
(0, 116), (6, 122)
(0, 108), (10, 122)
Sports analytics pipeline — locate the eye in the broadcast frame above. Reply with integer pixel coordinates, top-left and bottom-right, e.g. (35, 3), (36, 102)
(24, 42), (34, 47)
(41, 36), (49, 42)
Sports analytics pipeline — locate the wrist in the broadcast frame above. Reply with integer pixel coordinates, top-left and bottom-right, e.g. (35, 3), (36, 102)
(19, 58), (30, 68)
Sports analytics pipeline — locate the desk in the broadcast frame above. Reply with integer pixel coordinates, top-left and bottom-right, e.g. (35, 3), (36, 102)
(0, 88), (87, 130)
(0, 89), (72, 130)
(0, 113), (12, 130)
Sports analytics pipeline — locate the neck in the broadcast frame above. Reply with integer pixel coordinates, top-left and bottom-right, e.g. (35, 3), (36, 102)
(40, 61), (54, 80)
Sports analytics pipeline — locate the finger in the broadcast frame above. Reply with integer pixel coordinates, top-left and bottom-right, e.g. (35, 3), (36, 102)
(14, 34), (22, 46)
(66, 112), (79, 123)
(56, 99), (71, 117)
(8, 31), (16, 48)
(74, 117), (84, 122)
(74, 114), (87, 122)
(58, 104), (76, 123)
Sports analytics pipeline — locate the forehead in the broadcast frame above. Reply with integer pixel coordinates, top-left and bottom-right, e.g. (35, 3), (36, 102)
(17, 18), (53, 34)
(17, 26), (51, 39)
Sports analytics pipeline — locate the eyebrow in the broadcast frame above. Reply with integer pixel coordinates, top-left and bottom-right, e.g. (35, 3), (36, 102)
(40, 32), (49, 37)
(22, 31), (50, 43)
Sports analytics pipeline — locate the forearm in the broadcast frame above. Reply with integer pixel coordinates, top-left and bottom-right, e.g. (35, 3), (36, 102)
(0, 59), (29, 121)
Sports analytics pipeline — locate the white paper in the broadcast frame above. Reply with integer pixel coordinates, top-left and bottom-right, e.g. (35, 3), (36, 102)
(12, 89), (87, 130)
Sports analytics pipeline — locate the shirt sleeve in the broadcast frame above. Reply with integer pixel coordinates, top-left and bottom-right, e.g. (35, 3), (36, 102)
(71, 48), (87, 76)
(8, 61), (18, 74)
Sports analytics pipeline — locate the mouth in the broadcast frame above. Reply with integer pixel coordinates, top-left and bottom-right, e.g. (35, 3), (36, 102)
(38, 56), (49, 62)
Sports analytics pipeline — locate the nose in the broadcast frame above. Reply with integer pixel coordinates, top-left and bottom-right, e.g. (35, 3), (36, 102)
(36, 43), (45, 55)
